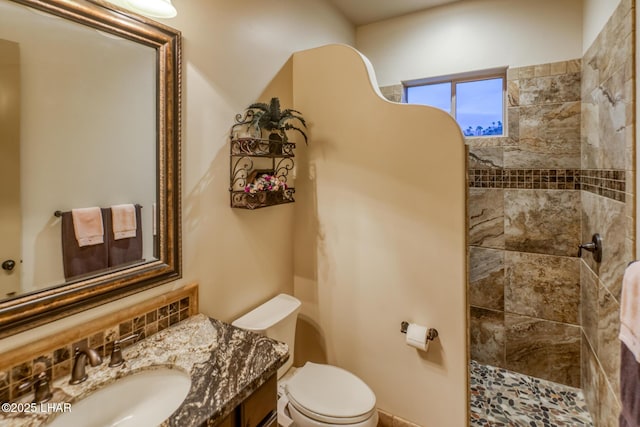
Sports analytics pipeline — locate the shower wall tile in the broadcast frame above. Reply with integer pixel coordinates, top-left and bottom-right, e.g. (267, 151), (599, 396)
(468, 188), (504, 249)
(598, 367), (622, 427)
(518, 65), (535, 79)
(518, 73), (581, 106)
(580, 99), (600, 170)
(504, 252), (579, 324)
(534, 63), (550, 78)
(379, 84), (402, 103)
(581, 169), (626, 202)
(581, 190), (628, 300)
(504, 189), (581, 257)
(504, 314), (581, 387)
(470, 307), (505, 368)
(598, 285), (621, 401)
(596, 80), (630, 170)
(507, 107), (519, 142)
(507, 79), (519, 107)
(468, 147), (503, 169)
(566, 59), (581, 74)
(580, 262), (599, 352)
(469, 247), (504, 311)
(581, 6), (633, 172)
(581, 335), (600, 425)
(505, 102), (581, 169)
(599, 11), (633, 87)
(465, 135), (507, 148)
(549, 60), (568, 76)
(579, 0), (633, 421)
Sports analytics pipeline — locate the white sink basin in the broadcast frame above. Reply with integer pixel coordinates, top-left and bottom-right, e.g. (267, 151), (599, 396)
(47, 368), (191, 427)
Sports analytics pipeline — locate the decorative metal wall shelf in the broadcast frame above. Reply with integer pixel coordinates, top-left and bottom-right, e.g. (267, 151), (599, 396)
(229, 105), (306, 209)
(229, 139), (296, 209)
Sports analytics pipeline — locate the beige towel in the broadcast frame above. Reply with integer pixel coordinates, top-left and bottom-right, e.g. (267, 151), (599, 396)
(620, 261), (640, 363)
(71, 207), (104, 247)
(111, 204), (137, 240)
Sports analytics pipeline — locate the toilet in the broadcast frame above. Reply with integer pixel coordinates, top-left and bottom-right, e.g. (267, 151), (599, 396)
(232, 294), (379, 427)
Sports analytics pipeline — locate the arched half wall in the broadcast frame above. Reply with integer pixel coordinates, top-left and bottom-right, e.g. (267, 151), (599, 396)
(290, 44), (468, 426)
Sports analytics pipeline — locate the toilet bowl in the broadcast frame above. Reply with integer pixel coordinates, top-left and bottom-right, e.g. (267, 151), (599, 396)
(232, 294), (378, 427)
(283, 362), (378, 427)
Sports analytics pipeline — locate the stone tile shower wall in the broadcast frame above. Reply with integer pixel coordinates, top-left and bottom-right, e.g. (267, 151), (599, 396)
(379, 5), (635, 421)
(580, 0), (634, 425)
(381, 61), (584, 387)
(466, 60), (583, 388)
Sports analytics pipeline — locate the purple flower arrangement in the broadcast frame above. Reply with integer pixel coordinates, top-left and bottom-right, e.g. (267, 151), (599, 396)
(244, 174), (287, 194)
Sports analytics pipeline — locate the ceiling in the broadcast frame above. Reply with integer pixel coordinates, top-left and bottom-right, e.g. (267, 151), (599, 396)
(326, 0), (464, 26)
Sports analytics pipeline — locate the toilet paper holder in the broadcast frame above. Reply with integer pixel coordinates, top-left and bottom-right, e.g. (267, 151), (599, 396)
(400, 321), (438, 341)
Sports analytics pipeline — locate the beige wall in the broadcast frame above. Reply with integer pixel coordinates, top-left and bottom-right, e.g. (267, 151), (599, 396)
(355, 0), (583, 86)
(0, 0), (354, 350)
(292, 44), (467, 427)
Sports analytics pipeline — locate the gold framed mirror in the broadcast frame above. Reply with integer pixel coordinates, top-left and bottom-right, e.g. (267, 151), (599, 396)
(0, 0), (181, 337)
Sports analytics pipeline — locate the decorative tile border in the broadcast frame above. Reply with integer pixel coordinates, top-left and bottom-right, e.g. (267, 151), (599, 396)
(580, 169), (626, 202)
(0, 284), (198, 403)
(468, 168), (626, 202)
(468, 168), (580, 190)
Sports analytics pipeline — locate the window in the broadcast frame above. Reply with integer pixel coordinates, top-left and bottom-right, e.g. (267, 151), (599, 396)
(404, 69), (505, 137)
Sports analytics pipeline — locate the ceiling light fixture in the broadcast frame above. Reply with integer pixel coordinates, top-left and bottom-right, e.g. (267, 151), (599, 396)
(109, 0), (177, 18)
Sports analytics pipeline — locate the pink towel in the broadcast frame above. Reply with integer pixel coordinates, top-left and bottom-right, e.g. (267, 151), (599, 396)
(71, 207), (104, 247)
(620, 261), (640, 362)
(111, 204), (137, 240)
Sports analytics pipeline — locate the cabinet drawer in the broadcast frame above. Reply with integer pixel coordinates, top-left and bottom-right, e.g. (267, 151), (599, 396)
(209, 409), (236, 427)
(258, 411), (277, 427)
(241, 375), (277, 427)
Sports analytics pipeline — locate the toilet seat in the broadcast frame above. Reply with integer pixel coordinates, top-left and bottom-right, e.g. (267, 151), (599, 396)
(285, 362), (377, 425)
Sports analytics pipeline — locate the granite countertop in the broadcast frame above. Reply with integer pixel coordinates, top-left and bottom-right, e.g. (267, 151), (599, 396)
(0, 314), (289, 427)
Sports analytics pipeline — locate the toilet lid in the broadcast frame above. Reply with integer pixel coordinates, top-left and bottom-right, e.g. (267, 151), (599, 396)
(285, 362), (376, 424)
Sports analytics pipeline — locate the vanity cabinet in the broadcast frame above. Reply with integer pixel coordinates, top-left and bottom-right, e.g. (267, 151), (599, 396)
(212, 374), (277, 427)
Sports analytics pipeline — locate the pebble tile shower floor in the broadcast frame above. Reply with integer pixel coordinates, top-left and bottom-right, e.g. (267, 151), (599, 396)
(470, 361), (594, 426)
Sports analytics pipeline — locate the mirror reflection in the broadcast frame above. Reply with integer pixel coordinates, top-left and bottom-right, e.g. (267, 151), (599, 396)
(0, 0), (157, 301)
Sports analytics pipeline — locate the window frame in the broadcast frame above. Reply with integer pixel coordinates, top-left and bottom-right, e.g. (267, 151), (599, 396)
(402, 67), (507, 138)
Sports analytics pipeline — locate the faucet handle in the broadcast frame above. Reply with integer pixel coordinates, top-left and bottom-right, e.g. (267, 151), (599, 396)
(109, 333), (140, 367)
(18, 371), (52, 403)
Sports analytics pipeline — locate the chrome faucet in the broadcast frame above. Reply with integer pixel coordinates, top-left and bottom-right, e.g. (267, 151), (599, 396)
(69, 347), (102, 385)
(18, 371), (52, 403)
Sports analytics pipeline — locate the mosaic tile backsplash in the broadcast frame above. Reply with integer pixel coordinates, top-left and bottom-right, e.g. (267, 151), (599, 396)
(0, 285), (197, 404)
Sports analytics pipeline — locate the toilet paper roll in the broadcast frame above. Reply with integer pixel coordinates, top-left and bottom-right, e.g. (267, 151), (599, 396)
(406, 323), (430, 351)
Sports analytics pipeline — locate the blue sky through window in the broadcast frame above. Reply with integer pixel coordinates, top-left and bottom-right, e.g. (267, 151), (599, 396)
(456, 78), (503, 136)
(405, 82), (451, 113)
(405, 76), (504, 137)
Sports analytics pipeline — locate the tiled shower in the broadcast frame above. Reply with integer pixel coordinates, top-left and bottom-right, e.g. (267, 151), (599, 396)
(468, 58), (583, 388)
(470, 1), (634, 424)
(381, 0), (634, 424)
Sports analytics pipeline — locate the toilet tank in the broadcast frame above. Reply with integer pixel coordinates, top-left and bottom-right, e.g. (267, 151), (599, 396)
(232, 294), (301, 378)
